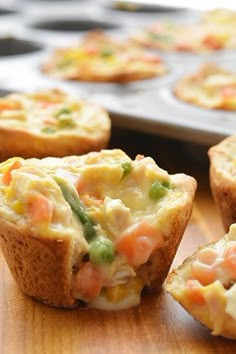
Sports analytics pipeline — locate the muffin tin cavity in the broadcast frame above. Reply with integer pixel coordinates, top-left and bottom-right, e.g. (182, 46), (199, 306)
(0, 38), (43, 57)
(0, 89), (13, 97)
(30, 19), (119, 32)
(0, 8), (18, 16)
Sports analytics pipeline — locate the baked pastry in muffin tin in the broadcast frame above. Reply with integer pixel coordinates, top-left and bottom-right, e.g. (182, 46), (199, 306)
(166, 224), (236, 339)
(0, 149), (196, 309)
(174, 63), (236, 110)
(0, 88), (111, 159)
(42, 31), (167, 83)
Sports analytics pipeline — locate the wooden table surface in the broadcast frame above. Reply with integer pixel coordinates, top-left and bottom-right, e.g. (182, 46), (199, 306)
(1, 128), (236, 354)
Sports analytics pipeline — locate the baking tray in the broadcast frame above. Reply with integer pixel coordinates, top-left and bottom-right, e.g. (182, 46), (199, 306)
(0, 0), (236, 146)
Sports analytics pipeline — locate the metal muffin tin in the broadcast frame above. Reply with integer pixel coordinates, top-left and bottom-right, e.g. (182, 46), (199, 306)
(1, 0), (236, 146)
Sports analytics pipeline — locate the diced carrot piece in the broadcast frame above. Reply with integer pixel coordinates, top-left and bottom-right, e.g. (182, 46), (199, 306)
(115, 220), (163, 266)
(0, 100), (22, 112)
(222, 86), (236, 98)
(76, 177), (101, 201)
(135, 154), (145, 161)
(185, 280), (205, 305)
(174, 42), (193, 51)
(74, 262), (105, 299)
(76, 177), (89, 194)
(43, 117), (57, 125)
(2, 160), (22, 185)
(191, 260), (216, 286)
(197, 248), (218, 266)
(39, 101), (58, 108)
(27, 194), (54, 226)
(85, 46), (98, 55)
(143, 55), (161, 64)
(202, 35), (223, 49)
(191, 248), (218, 285)
(224, 244), (236, 277)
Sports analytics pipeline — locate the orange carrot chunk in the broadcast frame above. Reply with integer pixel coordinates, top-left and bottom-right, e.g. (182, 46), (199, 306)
(135, 154), (145, 161)
(224, 244), (236, 277)
(202, 35), (223, 49)
(2, 160), (22, 185)
(197, 248), (218, 266)
(115, 220), (163, 266)
(76, 176), (89, 195)
(222, 86), (236, 98)
(74, 262), (105, 299)
(185, 280), (205, 305)
(27, 194), (54, 226)
(191, 261), (216, 286)
(191, 248), (218, 286)
(0, 100), (22, 112)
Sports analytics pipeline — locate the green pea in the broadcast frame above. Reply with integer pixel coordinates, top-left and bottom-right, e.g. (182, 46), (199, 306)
(55, 107), (72, 118)
(149, 181), (170, 200)
(41, 126), (57, 134)
(121, 162), (132, 178)
(57, 117), (77, 129)
(100, 48), (113, 58)
(89, 238), (115, 265)
(162, 180), (171, 189)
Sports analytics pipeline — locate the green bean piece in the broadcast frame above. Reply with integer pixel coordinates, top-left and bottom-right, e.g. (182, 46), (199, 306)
(83, 223), (97, 243)
(149, 180), (170, 200)
(55, 107), (72, 118)
(121, 162), (132, 178)
(54, 177), (96, 242)
(162, 180), (171, 189)
(89, 238), (115, 265)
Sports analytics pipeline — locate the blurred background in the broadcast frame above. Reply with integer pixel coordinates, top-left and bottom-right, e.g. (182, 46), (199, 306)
(1, 3), (236, 352)
(0, 0), (236, 149)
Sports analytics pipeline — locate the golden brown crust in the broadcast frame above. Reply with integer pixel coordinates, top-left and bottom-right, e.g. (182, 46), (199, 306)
(209, 164), (236, 232)
(208, 135), (236, 231)
(137, 174), (197, 292)
(0, 89), (111, 159)
(42, 60), (165, 84)
(0, 123), (110, 160)
(42, 31), (167, 83)
(0, 154), (197, 308)
(174, 63), (236, 111)
(165, 237), (236, 339)
(64, 70), (160, 84)
(0, 218), (77, 308)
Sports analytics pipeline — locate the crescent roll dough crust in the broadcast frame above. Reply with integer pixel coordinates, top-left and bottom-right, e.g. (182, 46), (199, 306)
(208, 135), (236, 231)
(0, 150), (196, 309)
(42, 31), (167, 83)
(0, 88), (111, 160)
(174, 63), (236, 110)
(166, 224), (236, 339)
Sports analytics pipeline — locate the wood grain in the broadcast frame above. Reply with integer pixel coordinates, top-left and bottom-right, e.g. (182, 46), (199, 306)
(0, 130), (235, 354)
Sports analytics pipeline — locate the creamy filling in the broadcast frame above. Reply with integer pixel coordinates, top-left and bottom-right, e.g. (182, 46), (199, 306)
(175, 228), (236, 333)
(0, 150), (187, 310)
(0, 89), (109, 136)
